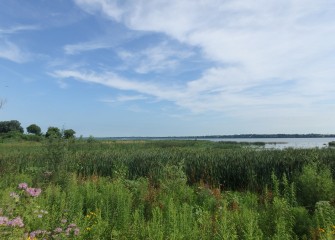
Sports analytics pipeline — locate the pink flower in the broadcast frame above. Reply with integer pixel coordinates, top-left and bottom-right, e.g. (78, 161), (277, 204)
(26, 187), (42, 197)
(74, 228), (80, 236)
(54, 227), (63, 233)
(7, 217), (24, 227)
(18, 182), (28, 190)
(61, 219), (67, 224)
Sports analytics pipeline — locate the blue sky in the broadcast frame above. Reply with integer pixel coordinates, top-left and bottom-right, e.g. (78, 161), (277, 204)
(1, 0), (335, 137)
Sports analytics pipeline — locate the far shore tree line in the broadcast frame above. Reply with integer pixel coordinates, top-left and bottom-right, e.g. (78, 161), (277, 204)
(0, 120), (76, 140)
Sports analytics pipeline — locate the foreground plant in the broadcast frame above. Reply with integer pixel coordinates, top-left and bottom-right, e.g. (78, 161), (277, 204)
(0, 183), (80, 239)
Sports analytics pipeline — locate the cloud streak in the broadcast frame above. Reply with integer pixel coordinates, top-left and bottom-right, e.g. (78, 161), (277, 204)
(71, 0), (335, 118)
(64, 41), (113, 55)
(117, 42), (194, 74)
(0, 25), (39, 62)
(0, 39), (27, 63)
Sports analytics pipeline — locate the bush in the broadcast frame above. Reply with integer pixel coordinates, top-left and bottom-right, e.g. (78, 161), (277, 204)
(296, 162), (334, 210)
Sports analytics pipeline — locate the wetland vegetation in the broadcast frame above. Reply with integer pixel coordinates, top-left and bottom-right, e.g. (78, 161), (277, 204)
(0, 135), (335, 239)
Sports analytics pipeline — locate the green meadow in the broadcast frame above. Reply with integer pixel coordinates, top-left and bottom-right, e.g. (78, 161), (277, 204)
(0, 138), (335, 239)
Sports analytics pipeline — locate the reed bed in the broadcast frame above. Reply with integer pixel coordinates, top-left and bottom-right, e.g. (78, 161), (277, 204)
(0, 139), (334, 239)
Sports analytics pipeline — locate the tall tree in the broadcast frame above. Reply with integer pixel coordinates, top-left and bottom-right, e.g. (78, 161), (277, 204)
(45, 127), (62, 138)
(0, 120), (24, 133)
(27, 124), (42, 135)
(63, 129), (76, 139)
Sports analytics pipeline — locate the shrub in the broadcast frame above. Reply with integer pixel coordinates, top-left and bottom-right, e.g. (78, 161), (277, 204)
(296, 162), (334, 210)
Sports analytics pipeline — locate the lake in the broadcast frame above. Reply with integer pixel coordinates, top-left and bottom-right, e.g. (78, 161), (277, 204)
(205, 137), (335, 149)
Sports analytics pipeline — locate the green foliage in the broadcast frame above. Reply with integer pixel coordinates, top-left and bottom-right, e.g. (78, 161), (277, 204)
(0, 140), (334, 239)
(45, 126), (62, 138)
(26, 124), (42, 135)
(63, 129), (76, 139)
(0, 120), (24, 134)
(296, 162), (334, 210)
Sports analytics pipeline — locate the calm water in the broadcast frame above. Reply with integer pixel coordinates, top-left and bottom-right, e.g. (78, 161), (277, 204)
(206, 138), (335, 149)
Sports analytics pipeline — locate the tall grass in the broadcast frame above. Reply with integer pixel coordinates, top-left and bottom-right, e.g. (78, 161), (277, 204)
(0, 139), (334, 239)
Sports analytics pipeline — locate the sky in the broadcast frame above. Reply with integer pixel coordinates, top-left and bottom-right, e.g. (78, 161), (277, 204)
(1, 0), (335, 137)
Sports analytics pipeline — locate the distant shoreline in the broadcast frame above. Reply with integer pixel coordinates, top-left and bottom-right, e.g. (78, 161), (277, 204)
(97, 134), (335, 140)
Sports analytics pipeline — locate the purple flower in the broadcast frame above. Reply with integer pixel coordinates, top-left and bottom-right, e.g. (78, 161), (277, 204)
(68, 223), (77, 228)
(54, 227), (63, 233)
(7, 217), (24, 227)
(74, 228), (80, 236)
(26, 187), (42, 197)
(61, 219), (67, 224)
(29, 230), (50, 237)
(18, 182), (28, 190)
(65, 227), (71, 236)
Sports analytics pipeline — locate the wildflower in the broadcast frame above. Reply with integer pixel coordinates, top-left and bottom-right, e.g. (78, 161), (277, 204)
(0, 216), (9, 225)
(319, 228), (325, 233)
(61, 219), (67, 224)
(19, 182), (28, 190)
(10, 192), (19, 198)
(65, 227), (71, 236)
(54, 227), (63, 233)
(68, 223), (77, 228)
(26, 187), (42, 197)
(7, 217), (24, 227)
(29, 230), (50, 238)
(74, 228), (80, 235)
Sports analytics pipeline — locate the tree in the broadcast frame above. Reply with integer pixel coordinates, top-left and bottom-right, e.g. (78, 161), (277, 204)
(0, 120), (24, 134)
(45, 126), (62, 138)
(27, 124), (42, 135)
(63, 129), (76, 139)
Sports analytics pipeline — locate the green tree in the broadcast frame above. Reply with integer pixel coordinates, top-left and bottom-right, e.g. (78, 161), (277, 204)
(27, 124), (42, 135)
(63, 129), (76, 139)
(0, 120), (24, 134)
(45, 126), (62, 138)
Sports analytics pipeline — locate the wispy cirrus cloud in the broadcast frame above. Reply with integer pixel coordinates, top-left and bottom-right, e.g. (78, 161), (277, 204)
(0, 39), (27, 63)
(72, 0), (335, 121)
(0, 25), (40, 34)
(0, 24), (39, 62)
(53, 67), (326, 119)
(117, 42), (194, 74)
(100, 94), (148, 103)
(64, 41), (113, 55)
(52, 69), (184, 101)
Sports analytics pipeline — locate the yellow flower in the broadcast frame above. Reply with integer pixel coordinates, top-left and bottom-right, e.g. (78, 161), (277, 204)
(319, 228), (325, 233)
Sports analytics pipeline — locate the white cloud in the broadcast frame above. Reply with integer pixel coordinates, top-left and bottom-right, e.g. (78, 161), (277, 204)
(73, 0), (335, 116)
(0, 25), (39, 62)
(117, 42), (194, 74)
(0, 39), (27, 63)
(64, 41), (112, 55)
(52, 69), (184, 101)
(0, 25), (40, 34)
(100, 94), (147, 103)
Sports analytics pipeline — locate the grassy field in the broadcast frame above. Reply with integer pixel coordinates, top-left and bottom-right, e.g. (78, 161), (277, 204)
(0, 139), (334, 239)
